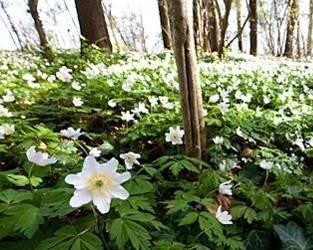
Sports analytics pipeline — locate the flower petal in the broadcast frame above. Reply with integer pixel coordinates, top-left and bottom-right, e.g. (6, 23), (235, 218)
(111, 185), (129, 200)
(69, 189), (92, 208)
(82, 156), (99, 176)
(65, 173), (87, 189)
(100, 157), (119, 174)
(93, 195), (111, 214)
(114, 172), (131, 184)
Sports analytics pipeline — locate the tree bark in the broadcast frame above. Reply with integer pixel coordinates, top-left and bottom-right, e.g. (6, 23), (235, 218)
(249, 0), (257, 55)
(158, 0), (172, 49)
(207, 0), (219, 52)
(75, 0), (112, 53)
(284, 0), (299, 57)
(168, 0), (207, 161)
(28, 0), (53, 60)
(218, 0), (233, 57)
(307, 0), (313, 55)
(235, 0), (243, 51)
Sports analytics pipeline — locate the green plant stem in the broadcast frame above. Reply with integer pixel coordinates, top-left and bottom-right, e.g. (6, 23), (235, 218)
(28, 165), (34, 193)
(90, 205), (110, 250)
(263, 170), (269, 187)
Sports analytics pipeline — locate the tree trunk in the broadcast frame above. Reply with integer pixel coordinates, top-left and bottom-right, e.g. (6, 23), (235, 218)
(218, 0), (233, 57)
(307, 0), (313, 55)
(28, 0), (53, 60)
(168, 0), (207, 161)
(158, 0), (172, 49)
(207, 0), (219, 52)
(0, 2), (23, 49)
(193, 0), (202, 49)
(235, 0), (243, 51)
(284, 0), (299, 57)
(249, 0), (257, 55)
(75, 0), (112, 53)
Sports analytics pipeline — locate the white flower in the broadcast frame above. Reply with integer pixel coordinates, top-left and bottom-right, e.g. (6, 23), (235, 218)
(122, 80), (134, 92)
(259, 160), (273, 170)
(159, 96), (175, 110)
(120, 152), (141, 170)
(108, 99), (117, 108)
(26, 146), (57, 166)
(236, 127), (244, 137)
(216, 205), (233, 225)
(218, 102), (229, 114)
(47, 75), (56, 83)
(219, 180), (233, 196)
(213, 136), (224, 144)
(148, 96), (158, 107)
(132, 102), (149, 116)
(22, 73), (36, 82)
(202, 109), (208, 117)
(89, 148), (101, 158)
(2, 90), (15, 103)
(28, 81), (40, 88)
(165, 127), (184, 145)
(60, 127), (84, 139)
(121, 111), (135, 122)
(56, 66), (73, 82)
(294, 138), (306, 151)
(65, 156), (131, 214)
(71, 81), (82, 91)
(73, 97), (83, 107)
(0, 124), (14, 136)
(209, 94), (219, 103)
(0, 105), (12, 117)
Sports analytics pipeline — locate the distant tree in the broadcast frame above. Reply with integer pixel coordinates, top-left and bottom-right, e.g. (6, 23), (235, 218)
(75, 0), (112, 53)
(308, 0), (313, 55)
(217, 0), (233, 57)
(284, 0), (299, 57)
(28, 0), (53, 60)
(235, 0), (243, 51)
(158, 0), (172, 49)
(206, 0), (219, 52)
(249, 0), (258, 55)
(168, 0), (207, 161)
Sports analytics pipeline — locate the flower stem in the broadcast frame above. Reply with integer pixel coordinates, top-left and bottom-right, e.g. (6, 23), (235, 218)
(90, 205), (110, 250)
(28, 165), (34, 193)
(263, 170), (269, 187)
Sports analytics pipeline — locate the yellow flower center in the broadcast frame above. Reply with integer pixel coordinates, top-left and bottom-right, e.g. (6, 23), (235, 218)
(87, 173), (113, 195)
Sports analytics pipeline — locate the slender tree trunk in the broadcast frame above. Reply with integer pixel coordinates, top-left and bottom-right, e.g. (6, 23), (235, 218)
(75, 0), (112, 53)
(207, 0), (219, 52)
(158, 0), (172, 49)
(168, 0), (207, 161)
(249, 0), (257, 55)
(193, 0), (202, 49)
(218, 0), (233, 57)
(0, 2), (23, 49)
(296, 20), (301, 57)
(307, 0), (313, 55)
(284, 0), (299, 57)
(235, 0), (243, 51)
(28, 0), (53, 60)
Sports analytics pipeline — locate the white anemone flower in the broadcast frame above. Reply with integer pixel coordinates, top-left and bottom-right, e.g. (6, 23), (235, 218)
(26, 146), (57, 166)
(216, 205), (233, 225)
(73, 97), (83, 107)
(56, 66), (73, 82)
(89, 148), (101, 158)
(0, 124), (14, 136)
(120, 152), (141, 170)
(213, 136), (224, 144)
(259, 160), (273, 170)
(165, 127), (184, 145)
(71, 81), (82, 91)
(2, 90), (15, 103)
(60, 127), (84, 139)
(148, 96), (158, 107)
(218, 180), (233, 196)
(65, 156), (131, 214)
(108, 99), (117, 108)
(121, 111), (135, 122)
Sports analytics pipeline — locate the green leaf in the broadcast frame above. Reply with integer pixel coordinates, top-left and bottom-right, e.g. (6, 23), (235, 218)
(245, 230), (272, 250)
(274, 222), (313, 250)
(0, 189), (32, 204)
(36, 225), (102, 250)
(0, 204), (43, 239)
(244, 208), (257, 224)
(108, 217), (151, 250)
(179, 212), (198, 226)
(6, 174), (29, 187)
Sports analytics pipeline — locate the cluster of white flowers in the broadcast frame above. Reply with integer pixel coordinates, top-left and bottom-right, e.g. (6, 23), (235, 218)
(56, 66), (73, 82)
(0, 124), (14, 139)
